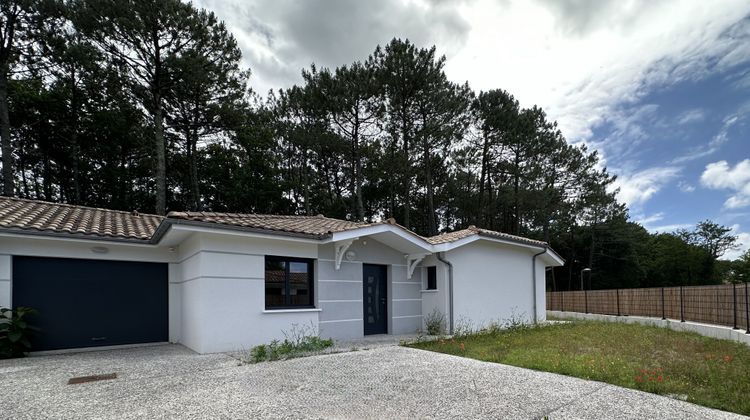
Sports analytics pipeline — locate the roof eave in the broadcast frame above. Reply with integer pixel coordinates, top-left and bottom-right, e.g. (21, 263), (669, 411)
(150, 218), (332, 244)
(0, 227), (155, 245)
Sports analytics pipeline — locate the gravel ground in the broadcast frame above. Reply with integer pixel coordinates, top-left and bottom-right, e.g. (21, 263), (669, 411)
(0, 344), (745, 419)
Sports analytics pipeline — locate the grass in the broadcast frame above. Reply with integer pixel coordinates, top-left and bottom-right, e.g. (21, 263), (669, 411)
(408, 320), (750, 415)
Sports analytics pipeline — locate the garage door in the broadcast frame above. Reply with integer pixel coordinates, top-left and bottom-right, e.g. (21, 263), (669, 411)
(12, 256), (168, 351)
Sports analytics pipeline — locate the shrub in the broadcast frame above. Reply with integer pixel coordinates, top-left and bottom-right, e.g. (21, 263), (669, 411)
(424, 308), (446, 336)
(0, 307), (39, 359)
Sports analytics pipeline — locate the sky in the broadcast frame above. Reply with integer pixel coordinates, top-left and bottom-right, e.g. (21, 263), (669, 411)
(196, 0), (750, 259)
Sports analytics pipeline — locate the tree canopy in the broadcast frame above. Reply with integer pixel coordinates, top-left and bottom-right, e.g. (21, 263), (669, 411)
(0, 0), (744, 289)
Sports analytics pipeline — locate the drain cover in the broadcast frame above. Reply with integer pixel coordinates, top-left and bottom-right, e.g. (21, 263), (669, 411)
(67, 373), (117, 385)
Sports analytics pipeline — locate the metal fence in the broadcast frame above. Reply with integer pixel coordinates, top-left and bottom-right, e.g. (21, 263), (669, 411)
(546, 283), (750, 332)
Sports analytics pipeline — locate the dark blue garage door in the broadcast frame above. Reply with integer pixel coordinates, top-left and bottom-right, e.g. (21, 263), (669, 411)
(12, 256), (168, 351)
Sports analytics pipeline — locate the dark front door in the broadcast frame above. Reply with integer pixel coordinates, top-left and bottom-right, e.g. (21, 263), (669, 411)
(363, 264), (387, 335)
(12, 256), (168, 351)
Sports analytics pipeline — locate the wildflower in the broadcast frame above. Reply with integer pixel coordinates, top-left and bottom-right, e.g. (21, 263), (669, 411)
(724, 355), (733, 363)
(657, 376), (663, 382)
(635, 376), (643, 383)
(459, 343), (466, 351)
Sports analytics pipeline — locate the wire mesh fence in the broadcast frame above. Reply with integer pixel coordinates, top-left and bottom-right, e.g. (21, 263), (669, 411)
(546, 283), (750, 331)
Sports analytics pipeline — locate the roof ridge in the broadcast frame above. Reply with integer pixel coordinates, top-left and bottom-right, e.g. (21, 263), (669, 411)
(0, 196), (163, 219)
(166, 211), (364, 222)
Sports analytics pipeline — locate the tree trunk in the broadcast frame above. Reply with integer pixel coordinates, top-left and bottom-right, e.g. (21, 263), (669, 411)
(401, 114), (410, 229)
(0, 67), (13, 196)
(513, 153), (520, 235)
(354, 113), (364, 221)
(69, 64), (81, 204)
(152, 29), (166, 214)
(422, 116), (436, 236)
(154, 98), (167, 214)
(478, 128), (490, 226)
(185, 127), (201, 211)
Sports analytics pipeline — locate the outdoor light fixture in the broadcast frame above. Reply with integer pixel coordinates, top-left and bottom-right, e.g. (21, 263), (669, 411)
(90, 246), (109, 254)
(580, 267), (591, 291)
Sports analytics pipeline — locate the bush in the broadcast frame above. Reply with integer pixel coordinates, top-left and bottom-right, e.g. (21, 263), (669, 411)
(0, 307), (39, 359)
(246, 322), (334, 363)
(424, 308), (445, 335)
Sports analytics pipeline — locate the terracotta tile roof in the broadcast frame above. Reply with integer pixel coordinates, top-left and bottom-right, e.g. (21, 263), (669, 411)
(0, 197), (549, 250)
(165, 211), (368, 237)
(427, 225), (548, 247)
(0, 196), (163, 241)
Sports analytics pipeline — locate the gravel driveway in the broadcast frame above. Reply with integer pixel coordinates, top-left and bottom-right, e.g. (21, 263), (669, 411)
(0, 344), (745, 419)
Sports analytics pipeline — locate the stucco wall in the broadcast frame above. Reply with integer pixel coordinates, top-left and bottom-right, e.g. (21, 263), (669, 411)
(172, 232), (319, 353)
(447, 241), (543, 329)
(0, 254), (10, 308)
(316, 238), (422, 340)
(419, 255), (450, 333)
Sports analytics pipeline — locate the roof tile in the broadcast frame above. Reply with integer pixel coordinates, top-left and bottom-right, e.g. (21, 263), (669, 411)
(0, 197), (162, 241)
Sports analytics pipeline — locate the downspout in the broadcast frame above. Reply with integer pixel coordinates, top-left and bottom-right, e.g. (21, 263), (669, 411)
(531, 246), (547, 324)
(436, 252), (454, 335)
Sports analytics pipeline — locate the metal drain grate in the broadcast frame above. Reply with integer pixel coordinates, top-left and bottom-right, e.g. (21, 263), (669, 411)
(67, 373), (117, 385)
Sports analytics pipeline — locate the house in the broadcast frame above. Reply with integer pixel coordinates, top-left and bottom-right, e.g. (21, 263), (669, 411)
(0, 197), (564, 354)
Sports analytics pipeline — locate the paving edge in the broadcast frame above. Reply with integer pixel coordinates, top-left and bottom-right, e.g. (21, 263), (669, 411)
(547, 311), (750, 347)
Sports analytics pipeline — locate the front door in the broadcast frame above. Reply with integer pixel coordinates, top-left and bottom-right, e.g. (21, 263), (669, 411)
(363, 264), (387, 335)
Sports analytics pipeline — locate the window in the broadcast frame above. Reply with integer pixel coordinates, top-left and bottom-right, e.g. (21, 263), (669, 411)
(427, 266), (437, 290)
(265, 256), (314, 309)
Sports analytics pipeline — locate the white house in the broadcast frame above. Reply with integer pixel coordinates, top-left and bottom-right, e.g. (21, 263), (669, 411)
(0, 197), (563, 354)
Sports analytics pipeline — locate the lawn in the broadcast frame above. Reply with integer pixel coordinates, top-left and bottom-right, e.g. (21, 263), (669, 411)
(408, 320), (750, 416)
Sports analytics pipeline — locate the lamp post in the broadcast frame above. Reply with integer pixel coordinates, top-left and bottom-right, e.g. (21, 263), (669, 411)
(580, 268), (591, 291)
(581, 268), (591, 314)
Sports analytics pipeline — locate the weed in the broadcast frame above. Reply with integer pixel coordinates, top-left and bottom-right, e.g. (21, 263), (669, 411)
(424, 308), (446, 336)
(245, 323), (334, 363)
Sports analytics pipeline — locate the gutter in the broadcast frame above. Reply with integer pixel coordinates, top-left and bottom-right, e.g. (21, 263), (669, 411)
(531, 246), (547, 324)
(435, 252), (454, 335)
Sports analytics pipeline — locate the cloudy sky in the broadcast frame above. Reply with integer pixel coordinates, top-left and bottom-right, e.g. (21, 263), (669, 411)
(196, 0), (750, 259)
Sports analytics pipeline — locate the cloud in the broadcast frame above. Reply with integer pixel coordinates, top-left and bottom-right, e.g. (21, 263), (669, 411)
(723, 224), (750, 260)
(671, 106), (747, 164)
(647, 223), (694, 233)
(610, 166), (681, 208)
(678, 181), (696, 192)
(195, 1), (750, 136)
(676, 108), (706, 125)
(634, 212), (665, 226)
(195, 0), (473, 95)
(700, 159), (750, 209)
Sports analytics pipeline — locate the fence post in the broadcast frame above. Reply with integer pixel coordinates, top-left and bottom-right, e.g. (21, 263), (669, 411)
(661, 287), (666, 320)
(561, 291), (565, 312)
(733, 284), (738, 330)
(745, 282), (749, 334)
(680, 286), (685, 323)
(616, 288), (620, 316)
(585, 289), (588, 314)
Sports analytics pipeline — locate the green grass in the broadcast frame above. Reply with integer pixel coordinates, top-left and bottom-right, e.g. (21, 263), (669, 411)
(408, 320), (750, 415)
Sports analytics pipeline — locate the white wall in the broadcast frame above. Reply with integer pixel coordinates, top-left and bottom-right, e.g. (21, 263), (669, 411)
(420, 255), (450, 333)
(0, 255), (10, 308)
(447, 241), (542, 330)
(172, 232), (320, 353)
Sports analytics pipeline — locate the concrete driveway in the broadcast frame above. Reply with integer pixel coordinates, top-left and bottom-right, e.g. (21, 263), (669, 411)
(0, 344), (745, 419)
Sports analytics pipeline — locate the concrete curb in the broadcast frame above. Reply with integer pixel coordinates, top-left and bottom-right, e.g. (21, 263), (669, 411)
(548, 310), (750, 347)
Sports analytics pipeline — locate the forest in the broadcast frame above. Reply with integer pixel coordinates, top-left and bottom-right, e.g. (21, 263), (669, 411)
(1, 0), (747, 290)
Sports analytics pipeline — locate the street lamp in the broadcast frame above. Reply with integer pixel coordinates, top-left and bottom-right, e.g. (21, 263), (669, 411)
(580, 268), (591, 291)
